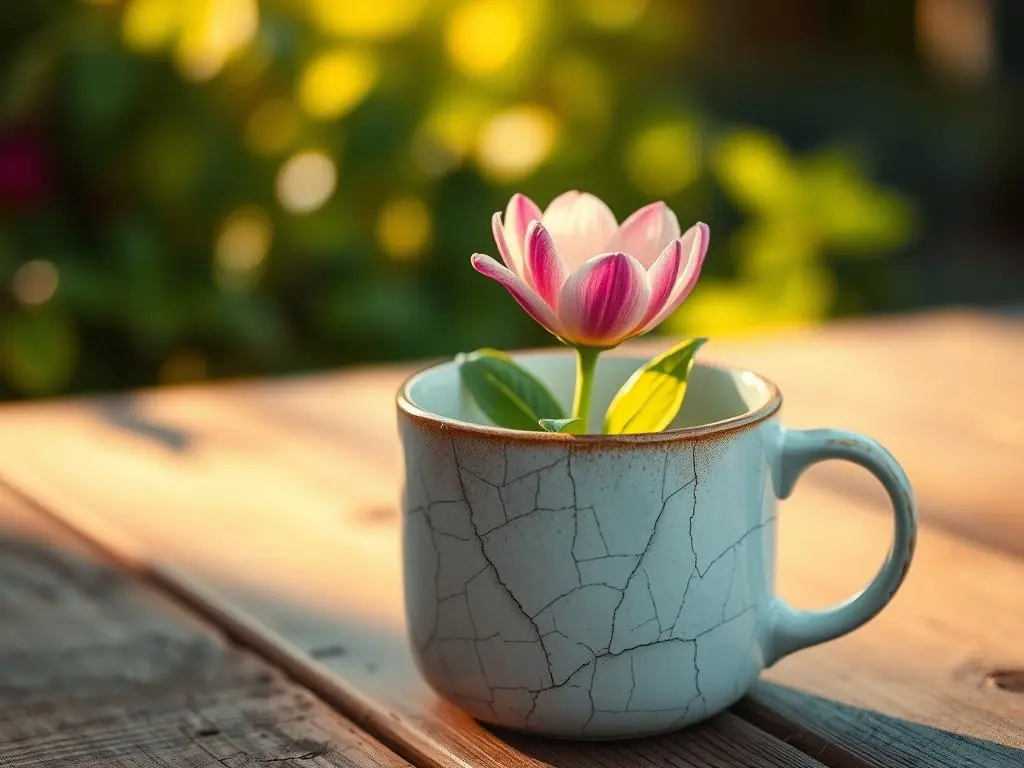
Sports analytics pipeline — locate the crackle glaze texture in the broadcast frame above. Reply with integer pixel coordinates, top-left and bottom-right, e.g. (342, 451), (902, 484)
(397, 354), (917, 740)
(399, 423), (775, 739)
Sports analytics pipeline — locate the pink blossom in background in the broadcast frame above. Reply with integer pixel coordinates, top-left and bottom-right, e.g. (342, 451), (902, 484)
(471, 191), (708, 348)
(0, 128), (51, 211)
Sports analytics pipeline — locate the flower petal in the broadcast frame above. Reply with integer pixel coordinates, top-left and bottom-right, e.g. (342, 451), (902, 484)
(492, 212), (516, 274)
(607, 201), (681, 269)
(542, 191), (618, 272)
(639, 222), (709, 332)
(636, 238), (682, 330)
(558, 252), (650, 347)
(499, 193), (542, 276)
(471, 253), (563, 337)
(524, 222), (569, 309)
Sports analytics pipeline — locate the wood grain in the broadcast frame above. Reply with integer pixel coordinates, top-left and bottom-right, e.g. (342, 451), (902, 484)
(744, 486), (1024, 767)
(0, 487), (409, 768)
(0, 311), (1020, 767)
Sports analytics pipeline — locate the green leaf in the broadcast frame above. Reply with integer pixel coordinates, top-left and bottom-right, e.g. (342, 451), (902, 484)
(539, 418), (581, 434)
(457, 349), (565, 431)
(604, 338), (707, 434)
(456, 347), (511, 363)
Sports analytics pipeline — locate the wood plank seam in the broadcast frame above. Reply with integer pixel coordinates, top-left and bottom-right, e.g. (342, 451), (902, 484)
(0, 477), (441, 768)
(0, 489), (413, 768)
(732, 697), (882, 768)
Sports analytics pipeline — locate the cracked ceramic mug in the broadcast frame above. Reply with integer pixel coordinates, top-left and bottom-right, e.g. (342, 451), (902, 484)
(396, 352), (917, 740)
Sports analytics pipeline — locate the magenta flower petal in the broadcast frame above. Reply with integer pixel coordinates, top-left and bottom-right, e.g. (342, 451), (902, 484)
(558, 252), (650, 347)
(524, 222), (569, 309)
(542, 191), (618, 272)
(636, 238), (682, 330)
(497, 193), (542, 276)
(607, 201), (681, 269)
(471, 253), (563, 336)
(640, 222), (709, 332)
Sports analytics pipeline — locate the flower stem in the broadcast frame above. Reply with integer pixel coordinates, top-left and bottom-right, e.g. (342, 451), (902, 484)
(572, 347), (600, 433)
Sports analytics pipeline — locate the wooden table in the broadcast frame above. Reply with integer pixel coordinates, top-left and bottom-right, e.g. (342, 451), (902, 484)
(0, 310), (1021, 767)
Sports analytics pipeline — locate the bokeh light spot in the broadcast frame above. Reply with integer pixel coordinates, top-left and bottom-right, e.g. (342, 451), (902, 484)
(122, 0), (178, 52)
(376, 197), (432, 261)
(802, 151), (915, 251)
(412, 94), (489, 176)
(476, 105), (557, 182)
(299, 49), (379, 120)
(446, 0), (525, 76)
(215, 207), (272, 290)
(246, 98), (301, 156)
(12, 260), (59, 306)
(276, 151), (337, 214)
(574, 0), (648, 29)
(625, 121), (699, 196)
(712, 130), (798, 214)
(308, 0), (426, 40)
(172, 0), (259, 82)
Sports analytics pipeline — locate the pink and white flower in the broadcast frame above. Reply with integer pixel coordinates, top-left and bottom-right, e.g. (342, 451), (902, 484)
(471, 191), (708, 348)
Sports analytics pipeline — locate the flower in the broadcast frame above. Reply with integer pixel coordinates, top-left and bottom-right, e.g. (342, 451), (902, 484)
(0, 127), (51, 212)
(471, 191), (708, 348)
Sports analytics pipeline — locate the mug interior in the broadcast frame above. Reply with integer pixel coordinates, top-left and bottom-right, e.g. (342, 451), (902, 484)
(401, 352), (777, 435)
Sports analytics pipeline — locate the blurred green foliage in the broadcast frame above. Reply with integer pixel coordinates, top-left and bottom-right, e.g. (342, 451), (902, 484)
(0, 0), (917, 398)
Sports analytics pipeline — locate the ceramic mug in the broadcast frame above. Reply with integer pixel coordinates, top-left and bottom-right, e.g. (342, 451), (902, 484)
(396, 351), (916, 740)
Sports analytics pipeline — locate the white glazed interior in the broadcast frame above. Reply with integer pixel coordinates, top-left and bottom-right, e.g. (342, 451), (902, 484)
(403, 353), (776, 433)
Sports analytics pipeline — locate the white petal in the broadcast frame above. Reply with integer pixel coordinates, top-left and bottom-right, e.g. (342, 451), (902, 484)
(500, 193), (542, 276)
(607, 201), (681, 269)
(542, 191), (618, 272)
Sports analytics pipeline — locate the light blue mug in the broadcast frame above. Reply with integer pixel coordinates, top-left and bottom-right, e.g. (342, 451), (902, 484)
(397, 353), (917, 739)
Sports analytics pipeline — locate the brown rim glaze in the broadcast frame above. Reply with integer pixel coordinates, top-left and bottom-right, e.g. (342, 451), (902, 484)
(396, 351), (783, 446)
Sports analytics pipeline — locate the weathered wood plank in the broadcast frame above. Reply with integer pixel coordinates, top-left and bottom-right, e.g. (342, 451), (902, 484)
(0, 312), (1020, 767)
(0, 488), (410, 768)
(741, 485), (1024, 767)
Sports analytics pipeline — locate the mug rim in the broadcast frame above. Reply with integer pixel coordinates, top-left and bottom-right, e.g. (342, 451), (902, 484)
(396, 349), (783, 445)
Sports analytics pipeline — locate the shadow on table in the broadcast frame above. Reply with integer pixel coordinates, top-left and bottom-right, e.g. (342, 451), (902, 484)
(482, 681), (1024, 768)
(734, 681), (1024, 768)
(95, 396), (192, 452)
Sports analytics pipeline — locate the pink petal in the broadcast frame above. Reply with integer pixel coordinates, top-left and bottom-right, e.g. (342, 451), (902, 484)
(607, 201), (681, 269)
(636, 238), (682, 330)
(558, 252), (650, 347)
(499, 193), (542, 276)
(639, 222), (709, 332)
(524, 222), (569, 309)
(542, 191), (618, 272)
(492, 212), (516, 274)
(471, 253), (564, 337)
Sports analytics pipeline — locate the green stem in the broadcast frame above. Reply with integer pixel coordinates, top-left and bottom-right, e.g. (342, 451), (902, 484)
(572, 347), (601, 433)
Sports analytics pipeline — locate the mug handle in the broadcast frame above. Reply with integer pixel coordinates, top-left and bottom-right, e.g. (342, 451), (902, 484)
(764, 427), (918, 666)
